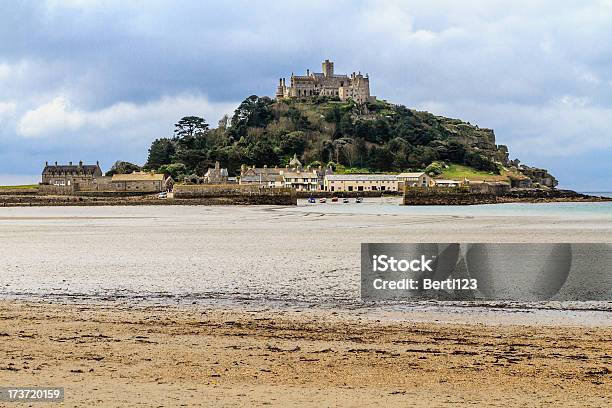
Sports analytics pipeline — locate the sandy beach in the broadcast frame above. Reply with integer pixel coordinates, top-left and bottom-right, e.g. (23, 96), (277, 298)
(0, 201), (611, 406)
(0, 301), (610, 407)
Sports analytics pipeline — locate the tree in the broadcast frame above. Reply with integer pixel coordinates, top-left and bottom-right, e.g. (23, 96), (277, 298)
(172, 117), (210, 173)
(280, 131), (307, 155)
(145, 138), (175, 169)
(285, 106), (311, 129)
(158, 163), (188, 180)
(230, 95), (274, 137)
(445, 141), (467, 163)
(105, 160), (141, 176)
(247, 139), (279, 166)
(174, 116), (209, 139)
(367, 146), (394, 171)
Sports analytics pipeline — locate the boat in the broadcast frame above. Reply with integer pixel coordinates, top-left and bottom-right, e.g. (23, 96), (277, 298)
(319, 198), (327, 203)
(307, 197), (316, 203)
(331, 196), (338, 202)
(356, 197), (363, 203)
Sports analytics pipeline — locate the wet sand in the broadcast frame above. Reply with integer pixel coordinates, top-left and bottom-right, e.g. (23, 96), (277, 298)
(0, 301), (610, 407)
(1, 202), (611, 303)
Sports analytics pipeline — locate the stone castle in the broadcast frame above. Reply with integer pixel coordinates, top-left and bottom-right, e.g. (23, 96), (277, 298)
(275, 59), (375, 104)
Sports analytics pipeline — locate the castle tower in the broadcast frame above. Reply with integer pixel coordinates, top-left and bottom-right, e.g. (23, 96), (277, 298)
(322, 59), (334, 77)
(275, 78), (285, 99)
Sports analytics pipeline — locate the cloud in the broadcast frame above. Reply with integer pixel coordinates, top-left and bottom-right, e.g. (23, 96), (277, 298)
(1, 1), (612, 189)
(0, 101), (16, 116)
(419, 98), (612, 157)
(0, 64), (10, 81)
(17, 94), (237, 140)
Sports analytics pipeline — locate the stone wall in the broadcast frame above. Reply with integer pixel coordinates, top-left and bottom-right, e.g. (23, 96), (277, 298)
(468, 182), (511, 195)
(403, 186), (499, 206)
(38, 184), (75, 195)
(173, 184), (296, 205)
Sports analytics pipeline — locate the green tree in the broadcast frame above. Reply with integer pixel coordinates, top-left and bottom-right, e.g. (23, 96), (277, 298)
(174, 116), (209, 139)
(158, 163), (188, 180)
(230, 95), (274, 137)
(247, 139), (279, 166)
(145, 138), (175, 169)
(280, 131), (307, 155)
(105, 160), (141, 176)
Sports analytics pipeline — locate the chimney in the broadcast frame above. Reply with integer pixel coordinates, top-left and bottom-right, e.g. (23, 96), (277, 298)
(306, 69), (310, 76)
(215, 161), (220, 170)
(96, 160), (99, 166)
(79, 160), (83, 167)
(45, 161), (48, 166)
(55, 161), (58, 166)
(69, 161), (72, 166)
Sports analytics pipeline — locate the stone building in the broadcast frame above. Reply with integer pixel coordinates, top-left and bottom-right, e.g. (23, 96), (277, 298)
(239, 165), (285, 188)
(111, 172), (172, 192)
(324, 174), (398, 192)
(275, 59), (375, 104)
(204, 161), (229, 184)
(41, 161), (103, 189)
(280, 169), (319, 191)
(397, 172), (434, 190)
(239, 155), (331, 191)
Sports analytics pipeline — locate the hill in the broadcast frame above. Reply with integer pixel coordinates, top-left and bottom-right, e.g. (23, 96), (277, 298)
(143, 95), (557, 187)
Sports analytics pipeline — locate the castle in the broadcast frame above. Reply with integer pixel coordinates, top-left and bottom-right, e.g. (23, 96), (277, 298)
(275, 59), (375, 104)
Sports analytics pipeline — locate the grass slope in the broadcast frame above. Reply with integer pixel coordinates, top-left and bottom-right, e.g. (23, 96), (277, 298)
(436, 164), (510, 182)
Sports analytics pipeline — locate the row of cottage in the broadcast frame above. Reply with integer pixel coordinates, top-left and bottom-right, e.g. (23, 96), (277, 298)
(41, 156), (466, 194)
(236, 155), (464, 192)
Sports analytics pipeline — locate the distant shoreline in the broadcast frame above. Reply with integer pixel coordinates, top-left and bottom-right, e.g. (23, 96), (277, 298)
(0, 188), (610, 207)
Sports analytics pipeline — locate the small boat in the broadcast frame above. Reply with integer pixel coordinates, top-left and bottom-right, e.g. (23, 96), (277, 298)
(307, 197), (316, 204)
(331, 196), (338, 202)
(343, 197), (350, 203)
(356, 197), (363, 203)
(319, 198), (327, 203)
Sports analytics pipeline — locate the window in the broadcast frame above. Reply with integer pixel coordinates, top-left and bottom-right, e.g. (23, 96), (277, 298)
(348, 186), (353, 192)
(381, 186), (386, 191)
(358, 186), (364, 191)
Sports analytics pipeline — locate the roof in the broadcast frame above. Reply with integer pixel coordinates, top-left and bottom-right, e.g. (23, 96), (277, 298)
(281, 170), (318, 178)
(240, 174), (283, 183)
(325, 174), (397, 181)
(42, 164), (100, 175)
(289, 153), (302, 168)
(205, 168), (228, 177)
(111, 172), (165, 182)
(242, 167), (282, 177)
(434, 179), (461, 184)
(397, 172), (425, 178)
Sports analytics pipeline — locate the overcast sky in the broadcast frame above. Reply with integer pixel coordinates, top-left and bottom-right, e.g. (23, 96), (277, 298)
(1, 0), (611, 190)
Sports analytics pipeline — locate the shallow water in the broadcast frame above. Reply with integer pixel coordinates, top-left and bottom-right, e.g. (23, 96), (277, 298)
(293, 197), (612, 216)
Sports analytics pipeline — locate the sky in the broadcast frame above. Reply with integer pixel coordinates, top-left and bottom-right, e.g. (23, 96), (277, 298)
(1, 0), (611, 191)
